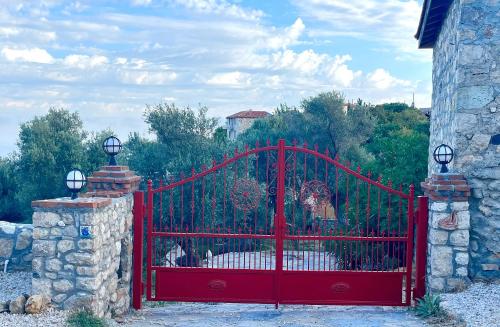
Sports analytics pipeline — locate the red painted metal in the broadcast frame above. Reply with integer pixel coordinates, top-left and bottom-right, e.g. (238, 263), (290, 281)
(146, 179), (153, 300)
(132, 191), (144, 310)
(141, 139), (420, 307)
(414, 196), (429, 299)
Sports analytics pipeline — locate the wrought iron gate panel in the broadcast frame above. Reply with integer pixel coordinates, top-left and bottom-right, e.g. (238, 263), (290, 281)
(136, 139), (419, 307)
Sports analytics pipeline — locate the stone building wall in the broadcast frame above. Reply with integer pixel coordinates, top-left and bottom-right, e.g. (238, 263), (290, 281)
(429, 0), (499, 279)
(31, 195), (133, 318)
(0, 221), (33, 270)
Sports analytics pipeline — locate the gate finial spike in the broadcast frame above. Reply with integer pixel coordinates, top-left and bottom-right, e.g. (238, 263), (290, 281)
(357, 166), (361, 173)
(367, 171), (372, 179)
(314, 144), (319, 151)
(303, 141), (308, 148)
(234, 147), (239, 155)
(325, 148), (330, 156)
(266, 138), (270, 146)
(255, 140), (260, 148)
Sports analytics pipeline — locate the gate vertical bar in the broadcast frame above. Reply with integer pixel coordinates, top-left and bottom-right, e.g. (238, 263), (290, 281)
(404, 185), (415, 305)
(414, 196), (429, 299)
(146, 180), (154, 300)
(274, 139), (286, 308)
(132, 191), (144, 310)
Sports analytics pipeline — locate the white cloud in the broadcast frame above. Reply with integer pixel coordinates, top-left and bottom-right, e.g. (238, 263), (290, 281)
(206, 71), (250, 87)
(267, 18), (305, 50)
(131, 0), (152, 6)
(1, 47), (54, 64)
(326, 55), (361, 88)
(292, 0), (429, 62)
(63, 54), (109, 69)
(0, 27), (20, 37)
(114, 57), (128, 65)
(0, 0), (432, 157)
(172, 0), (264, 21)
(120, 71), (177, 85)
(367, 68), (412, 90)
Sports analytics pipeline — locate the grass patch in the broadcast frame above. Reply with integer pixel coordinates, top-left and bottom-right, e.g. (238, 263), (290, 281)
(67, 310), (108, 327)
(414, 294), (443, 318)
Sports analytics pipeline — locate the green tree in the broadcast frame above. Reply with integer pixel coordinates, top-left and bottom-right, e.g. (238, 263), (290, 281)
(301, 91), (375, 161)
(364, 103), (429, 192)
(83, 129), (115, 173)
(128, 103), (222, 181)
(0, 158), (21, 222)
(15, 108), (87, 219)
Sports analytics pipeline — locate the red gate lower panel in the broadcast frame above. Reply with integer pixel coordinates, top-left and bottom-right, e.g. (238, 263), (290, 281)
(154, 268), (275, 304)
(280, 271), (405, 306)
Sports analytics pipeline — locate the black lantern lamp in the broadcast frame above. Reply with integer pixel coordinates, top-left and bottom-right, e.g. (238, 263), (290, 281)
(102, 136), (122, 166)
(433, 144), (454, 173)
(66, 169), (86, 199)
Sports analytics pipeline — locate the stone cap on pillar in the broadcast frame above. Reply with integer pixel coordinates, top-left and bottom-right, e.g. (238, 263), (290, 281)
(32, 197), (112, 209)
(421, 174), (471, 201)
(84, 165), (141, 198)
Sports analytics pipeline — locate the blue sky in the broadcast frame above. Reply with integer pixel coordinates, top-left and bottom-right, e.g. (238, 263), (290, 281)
(0, 0), (432, 156)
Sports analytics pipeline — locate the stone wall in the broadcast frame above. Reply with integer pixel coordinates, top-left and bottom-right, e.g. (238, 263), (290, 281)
(430, 0), (499, 279)
(31, 195), (133, 318)
(0, 221), (33, 271)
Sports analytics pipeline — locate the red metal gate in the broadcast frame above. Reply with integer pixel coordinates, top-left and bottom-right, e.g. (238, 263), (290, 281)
(132, 139), (428, 309)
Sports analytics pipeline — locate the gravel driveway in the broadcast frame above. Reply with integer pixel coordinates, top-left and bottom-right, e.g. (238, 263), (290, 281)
(123, 303), (428, 327)
(441, 282), (500, 327)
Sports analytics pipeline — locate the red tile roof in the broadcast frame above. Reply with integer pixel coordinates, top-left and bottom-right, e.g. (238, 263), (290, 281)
(226, 110), (271, 119)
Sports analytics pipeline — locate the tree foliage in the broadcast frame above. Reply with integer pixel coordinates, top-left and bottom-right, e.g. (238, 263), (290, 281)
(1, 109), (113, 222)
(127, 103), (223, 181)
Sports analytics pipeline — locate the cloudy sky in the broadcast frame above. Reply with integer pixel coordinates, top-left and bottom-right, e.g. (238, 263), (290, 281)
(0, 0), (432, 156)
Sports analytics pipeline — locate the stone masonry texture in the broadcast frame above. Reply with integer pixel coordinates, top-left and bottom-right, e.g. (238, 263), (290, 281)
(0, 221), (33, 270)
(31, 195), (134, 318)
(423, 174), (472, 292)
(429, 0), (499, 280)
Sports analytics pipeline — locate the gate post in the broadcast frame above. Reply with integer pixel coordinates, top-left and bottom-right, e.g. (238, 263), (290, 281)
(274, 139), (286, 308)
(132, 191), (144, 310)
(414, 196), (429, 299)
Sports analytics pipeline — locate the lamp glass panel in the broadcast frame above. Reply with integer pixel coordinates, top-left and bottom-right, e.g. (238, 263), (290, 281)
(73, 181), (83, 189)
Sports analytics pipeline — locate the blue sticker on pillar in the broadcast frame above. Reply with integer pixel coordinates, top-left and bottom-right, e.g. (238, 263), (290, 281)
(80, 226), (93, 239)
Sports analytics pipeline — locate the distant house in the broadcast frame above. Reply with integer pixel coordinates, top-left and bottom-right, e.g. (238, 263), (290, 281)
(226, 110), (271, 140)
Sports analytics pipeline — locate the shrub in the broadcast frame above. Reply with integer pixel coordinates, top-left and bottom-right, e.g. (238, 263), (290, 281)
(66, 310), (107, 327)
(414, 294), (443, 318)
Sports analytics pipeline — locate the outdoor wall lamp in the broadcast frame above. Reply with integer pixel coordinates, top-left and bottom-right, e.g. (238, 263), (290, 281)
(66, 169), (87, 199)
(102, 136), (122, 166)
(433, 144), (454, 173)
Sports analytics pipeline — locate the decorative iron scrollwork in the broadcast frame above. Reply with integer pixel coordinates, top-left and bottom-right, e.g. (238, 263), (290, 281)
(230, 178), (260, 210)
(300, 180), (331, 213)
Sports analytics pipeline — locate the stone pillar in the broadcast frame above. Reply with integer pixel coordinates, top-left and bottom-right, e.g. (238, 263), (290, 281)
(31, 165), (140, 318)
(421, 174), (471, 292)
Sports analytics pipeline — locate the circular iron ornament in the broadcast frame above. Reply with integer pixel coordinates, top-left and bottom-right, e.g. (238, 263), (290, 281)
(433, 144), (454, 173)
(300, 180), (331, 213)
(230, 178), (261, 210)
